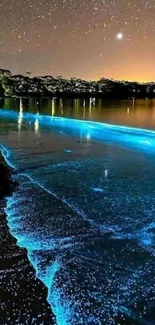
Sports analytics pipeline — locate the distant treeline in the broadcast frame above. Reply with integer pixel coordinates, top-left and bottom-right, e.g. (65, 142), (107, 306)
(0, 68), (155, 99)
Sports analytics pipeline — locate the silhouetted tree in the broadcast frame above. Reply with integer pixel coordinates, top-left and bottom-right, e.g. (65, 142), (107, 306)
(0, 68), (155, 98)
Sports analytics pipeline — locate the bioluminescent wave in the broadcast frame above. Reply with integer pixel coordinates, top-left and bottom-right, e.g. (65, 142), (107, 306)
(1, 109), (155, 153)
(1, 109), (155, 324)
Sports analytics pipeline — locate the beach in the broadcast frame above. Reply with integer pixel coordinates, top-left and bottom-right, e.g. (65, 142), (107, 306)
(0, 152), (55, 325)
(1, 108), (155, 324)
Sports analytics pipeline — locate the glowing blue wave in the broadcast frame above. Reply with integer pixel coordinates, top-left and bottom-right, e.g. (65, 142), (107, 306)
(4, 180), (74, 325)
(1, 109), (155, 153)
(1, 109), (155, 324)
(2, 143), (155, 324)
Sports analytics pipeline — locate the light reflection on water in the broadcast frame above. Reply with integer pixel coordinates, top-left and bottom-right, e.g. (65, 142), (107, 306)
(1, 100), (155, 324)
(0, 97), (155, 129)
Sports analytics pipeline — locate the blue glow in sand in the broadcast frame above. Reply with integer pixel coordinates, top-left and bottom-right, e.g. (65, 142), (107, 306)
(91, 187), (104, 193)
(64, 150), (72, 153)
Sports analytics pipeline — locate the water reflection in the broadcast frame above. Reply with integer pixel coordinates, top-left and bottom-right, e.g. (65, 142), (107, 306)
(18, 98), (23, 131)
(34, 112), (40, 135)
(0, 97), (155, 129)
(51, 98), (55, 116)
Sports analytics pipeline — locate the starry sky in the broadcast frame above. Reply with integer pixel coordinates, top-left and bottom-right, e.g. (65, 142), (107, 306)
(0, 0), (155, 81)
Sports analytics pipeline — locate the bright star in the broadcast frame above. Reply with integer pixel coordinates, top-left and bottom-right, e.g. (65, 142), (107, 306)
(116, 33), (123, 40)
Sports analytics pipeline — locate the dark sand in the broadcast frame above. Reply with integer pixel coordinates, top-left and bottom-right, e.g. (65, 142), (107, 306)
(0, 153), (55, 324)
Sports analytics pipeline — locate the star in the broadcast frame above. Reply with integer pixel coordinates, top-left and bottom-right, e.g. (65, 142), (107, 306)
(0, 0), (154, 81)
(116, 32), (124, 40)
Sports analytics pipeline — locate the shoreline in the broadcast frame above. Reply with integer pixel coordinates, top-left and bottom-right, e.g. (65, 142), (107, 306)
(0, 151), (55, 324)
(1, 94), (155, 100)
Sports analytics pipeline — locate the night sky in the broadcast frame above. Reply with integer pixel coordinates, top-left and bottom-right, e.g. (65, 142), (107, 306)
(0, 0), (155, 81)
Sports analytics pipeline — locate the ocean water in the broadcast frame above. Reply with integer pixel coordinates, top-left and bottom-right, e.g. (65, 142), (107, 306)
(1, 109), (155, 324)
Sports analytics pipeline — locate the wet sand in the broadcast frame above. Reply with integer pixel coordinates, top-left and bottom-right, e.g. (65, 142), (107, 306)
(0, 153), (55, 325)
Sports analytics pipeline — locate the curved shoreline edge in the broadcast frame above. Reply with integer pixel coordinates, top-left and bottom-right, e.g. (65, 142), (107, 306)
(0, 150), (55, 325)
